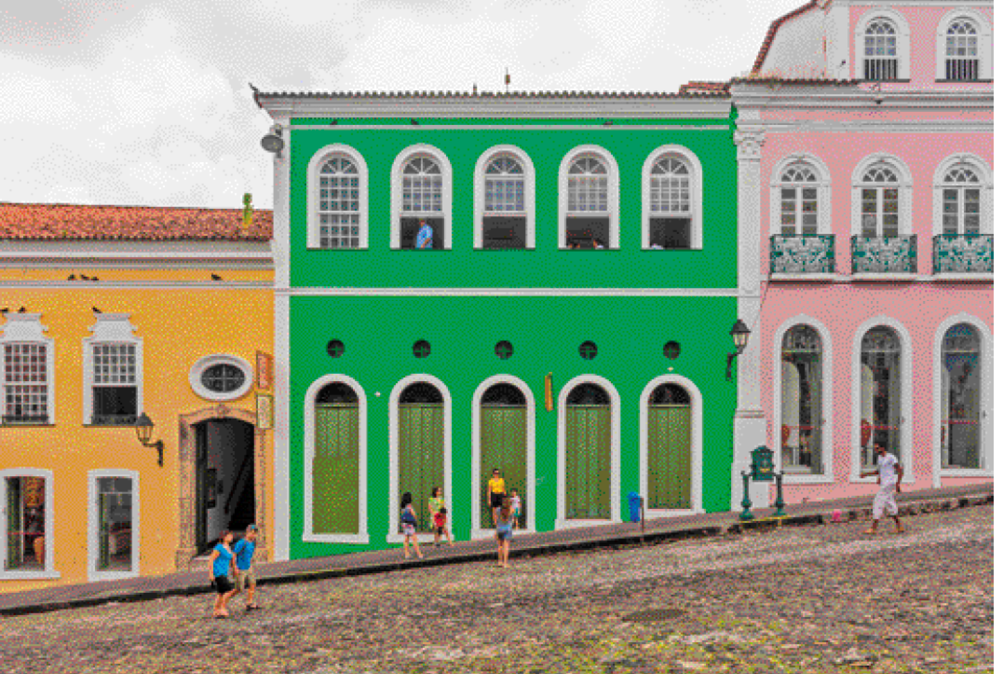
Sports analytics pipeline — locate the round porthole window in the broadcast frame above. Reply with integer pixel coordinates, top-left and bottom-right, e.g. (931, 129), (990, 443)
(190, 355), (254, 401)
(663, 341), (681, 360)
(327, 340), (345, 358)
(413, 340), (432, 359)
(495, 341), (514, 360)
(579, 341), (598, 360)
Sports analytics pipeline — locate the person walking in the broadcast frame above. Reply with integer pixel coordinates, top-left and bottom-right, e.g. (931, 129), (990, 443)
(496, 496), (514, 569)
(401, 492), (423, 559)
(487, 468), (506, 525)
(428, 486), (453, 548)
(233, 524), (260, 611)
(208, 530), (238, 618)
(509, 488), (522, 531)
(862, 444), (905, 535)
(416, 219), (434, 249)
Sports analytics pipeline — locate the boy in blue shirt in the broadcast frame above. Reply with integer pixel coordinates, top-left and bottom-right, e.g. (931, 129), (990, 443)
(233, 524), (260, 611)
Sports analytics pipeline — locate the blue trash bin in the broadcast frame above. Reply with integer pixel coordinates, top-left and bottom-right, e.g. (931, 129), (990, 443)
(627, 491), (642, 523)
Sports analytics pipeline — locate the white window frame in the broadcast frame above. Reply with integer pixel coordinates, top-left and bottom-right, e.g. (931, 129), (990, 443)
(473, 145), (536, 250)
(82, 313), (143, 425)
(932, 153), (994, 236)
(932, 313), (993, 484)
(302, 375), (368, 544)
(558, 145), (620, 250)
(638, 375), (704, 518)
(851, 153), (913, 237)
(849, 316), (915, 484)
(556, 374), (621, 528)
(641, 145), (703, 250)
(772, 315), (834, 485)
(0, 313), (55, 425)
(470, 375), (537, 538)
(855, 8), (911, 80)
(306, 144), (369, 250)
(0, 468), (58, 580)
(387, 374), (452, 543)
(769, 154), (832, 236)
(87, 469), (140, 581)
(189, 354), (254, 402)
(936, 10), (992, 81)
(390, 144), (453, 250)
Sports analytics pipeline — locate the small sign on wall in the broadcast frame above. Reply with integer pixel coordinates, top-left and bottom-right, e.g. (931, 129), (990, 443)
(256, 392), (274, 430)
(256, 351), (273, 390)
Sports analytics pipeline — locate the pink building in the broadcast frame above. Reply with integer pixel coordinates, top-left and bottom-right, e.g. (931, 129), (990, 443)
(731, 0), (992, 508)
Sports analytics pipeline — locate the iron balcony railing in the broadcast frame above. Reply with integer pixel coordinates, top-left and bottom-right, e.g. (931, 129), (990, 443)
(851, 235), (917, 274)
(770, 235), (836, 274)
(933, 234), (993, 274)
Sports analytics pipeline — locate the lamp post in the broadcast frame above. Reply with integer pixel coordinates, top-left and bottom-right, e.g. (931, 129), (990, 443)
(739, 445), (786, 521)
(726, 319), (751, 381)
(134, 413), (164, 467)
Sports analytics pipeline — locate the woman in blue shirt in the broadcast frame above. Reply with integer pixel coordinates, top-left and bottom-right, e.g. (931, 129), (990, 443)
(208, 530), (238, 618)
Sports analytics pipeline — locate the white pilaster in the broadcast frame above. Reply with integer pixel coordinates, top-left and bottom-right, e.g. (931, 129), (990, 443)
(272, 116), (291, 561)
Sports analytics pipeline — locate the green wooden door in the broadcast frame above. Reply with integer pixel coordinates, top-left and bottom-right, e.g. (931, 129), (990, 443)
(565, 405), (611, 520)
(479, 405), (527, 529)
(648, 404), (691, 510)
(313, 403), (360, 535)
(398, 403), (445, 531)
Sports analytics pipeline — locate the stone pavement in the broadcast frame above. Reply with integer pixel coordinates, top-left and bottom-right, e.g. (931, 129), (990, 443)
(0, 482), (992, 618)
(0, 498), (992, 673)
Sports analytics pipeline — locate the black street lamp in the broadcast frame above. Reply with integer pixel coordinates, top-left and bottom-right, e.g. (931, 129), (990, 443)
(726, 318), (751, 381)
(134, 413), (164, 467)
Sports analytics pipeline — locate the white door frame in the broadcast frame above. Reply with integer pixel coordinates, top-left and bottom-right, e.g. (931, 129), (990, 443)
(88, 469), (140, 582)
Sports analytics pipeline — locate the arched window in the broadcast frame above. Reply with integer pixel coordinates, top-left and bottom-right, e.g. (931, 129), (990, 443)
(940, 324), (982, 470)
(852, 156), (912, 239)
(934, 155), (993, 238)
(780, 325), (823, 474)
(863, 20), (899, 80)
(307, 145), (368, 249)
(559, 146), (619, 249)
(391, 145), (452, 250)
(945, 20), (978, 80)
(855, 10), (910, 81)
(644, 147), (702, 250)
(859, 327), (902, 471)
(779, 165), (819, 236)
(474, 147), (535, 249)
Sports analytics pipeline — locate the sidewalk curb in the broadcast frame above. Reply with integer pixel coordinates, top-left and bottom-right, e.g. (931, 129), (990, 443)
(0, 490), (991, 618)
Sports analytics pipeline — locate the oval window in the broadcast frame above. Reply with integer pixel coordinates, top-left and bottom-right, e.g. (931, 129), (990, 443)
(190, 355), (254, 401)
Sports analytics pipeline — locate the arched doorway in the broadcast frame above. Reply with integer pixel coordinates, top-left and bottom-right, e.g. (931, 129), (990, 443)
(475, 381), (529, 532)
(559, 378), (619, 526)
(644, 382), (693, 512)
(312, 382), (361, 537)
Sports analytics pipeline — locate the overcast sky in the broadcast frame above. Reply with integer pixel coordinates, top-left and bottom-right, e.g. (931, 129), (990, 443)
(2, 0), (798, 210)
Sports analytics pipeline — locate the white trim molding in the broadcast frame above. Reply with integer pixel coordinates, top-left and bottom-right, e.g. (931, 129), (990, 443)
(931, 313), (993, 486)
(936, 9), (992, 81)
(849, 316), (915, 483)
(302, 374), (369, 544)
(851, 152), (914, 236)
(556, 374), (622, 528)
(188, 354), (254, 402)
(641, 145), (704, 250)
(558, 145), (620, 250)
(638, 375), (704, 518)
(854, 7), (912, 80)
(473, 145), (536, 250)
(390, 144), (453, 250)
(0, 313), (55, 425)
(387, 374), (453, 543)
(87, 469), (140, 582)
(470, 375), (537, 539)
(0, 468), (59, 580)
(82, 314), (143, 426)
(932, 153), (994, 236)
(306, 143), (369, 250)
(772, 314), (835, 484)
(273, 294), (290, 560)
(769, 153), (833, 235)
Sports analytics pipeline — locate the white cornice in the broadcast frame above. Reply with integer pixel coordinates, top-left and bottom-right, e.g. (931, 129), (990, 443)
(291, 124), (731, 132)
(744, 120), (993, 133)
(277, 287), (741, 297)
(1, 281), (273, 289)
(0, 240), (273, 269)
(731, 87), (993, 109)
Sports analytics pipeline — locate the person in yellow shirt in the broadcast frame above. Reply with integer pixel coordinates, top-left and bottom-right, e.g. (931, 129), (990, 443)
(487, 468), (506, 525)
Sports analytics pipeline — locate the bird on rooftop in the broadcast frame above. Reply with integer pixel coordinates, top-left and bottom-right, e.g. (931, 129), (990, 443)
(92, 307), (102, 314)
(68, 274), (76, 280)
(80, 274), (90, 281)
(0, 308), (7, 314)
(410, 118), (420, 126)
(18, 307), (27, 313)
(603, 120), (613, 126)
(211, 273), (223, 281)
(330, 119), (339, 126)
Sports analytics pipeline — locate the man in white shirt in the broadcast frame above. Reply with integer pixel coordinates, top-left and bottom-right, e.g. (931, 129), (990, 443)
(861, 443), (905, 535)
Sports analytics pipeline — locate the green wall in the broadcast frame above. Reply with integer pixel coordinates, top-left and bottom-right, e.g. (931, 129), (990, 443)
(287, 119), (737, 289)
(288, 294), (738, 560)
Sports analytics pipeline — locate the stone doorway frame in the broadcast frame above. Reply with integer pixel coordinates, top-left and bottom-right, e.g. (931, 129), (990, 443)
(176, 404), (268, 569)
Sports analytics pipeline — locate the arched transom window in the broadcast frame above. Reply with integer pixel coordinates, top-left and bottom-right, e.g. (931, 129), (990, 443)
(941, 167), (981, 236)
(864, 20), (899, 81)
(779, 165), (819, 236)
(485, 156), (524, 213)
(480, 153), (528, 249)
(648, 156), (692, 249)
(859, 327), (902, 471)
(402, 156), (443, 214)
(946, 20), (978, 81)
(318, 155), (361, 249)
(860, 166), (901, 238)
(568, 156), (608, 214)
(780, 325), (824, 475)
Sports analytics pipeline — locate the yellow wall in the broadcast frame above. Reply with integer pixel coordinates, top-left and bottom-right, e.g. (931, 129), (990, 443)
(0, 267), (273, 593)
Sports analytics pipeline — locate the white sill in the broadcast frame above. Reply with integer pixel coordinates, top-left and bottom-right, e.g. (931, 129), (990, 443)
(777, 473), (834, 485)
(89, 569), (139, 583)
(770, 273), (838, 282)
(554, 518), (618, 529)
(0, 570), (61, 581)
(644, 508), (705, 519)
(471, 527), (537, 539)
(849, 476), (917, 485)
(932, 273), (993, 283)
(303, 533), (370, 545)
(940, 468), (993, 478)
(386, 532), (439, 544)
(851, 273), (918, 282)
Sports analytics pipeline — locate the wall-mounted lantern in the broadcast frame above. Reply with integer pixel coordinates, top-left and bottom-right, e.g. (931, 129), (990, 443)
(726, 319), (751, 381)
(134, 413), (164, 467)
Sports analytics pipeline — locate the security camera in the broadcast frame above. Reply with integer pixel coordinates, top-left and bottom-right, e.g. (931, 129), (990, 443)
(875, 92), (884, 105)
(260, 126), (284, 155)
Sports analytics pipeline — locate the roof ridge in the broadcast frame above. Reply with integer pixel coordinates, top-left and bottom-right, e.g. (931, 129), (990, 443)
(751, 0), (821, 74)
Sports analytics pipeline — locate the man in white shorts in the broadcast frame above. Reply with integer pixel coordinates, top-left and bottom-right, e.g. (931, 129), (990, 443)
(862, 443), (905, 535)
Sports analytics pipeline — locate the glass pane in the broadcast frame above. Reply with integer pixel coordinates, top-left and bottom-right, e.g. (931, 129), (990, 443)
(6, 477), (46, 570)
(780, 327), (824, 475)
(942, 325), (981, 469)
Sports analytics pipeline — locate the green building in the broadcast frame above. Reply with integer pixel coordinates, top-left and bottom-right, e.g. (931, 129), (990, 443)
(253, 89), (741, 561)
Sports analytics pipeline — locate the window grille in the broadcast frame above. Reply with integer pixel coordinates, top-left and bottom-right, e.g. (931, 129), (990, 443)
(402, 156), (443, 214)
(2, 343), (48, 424)
(946, 20), (979, 81)
(864, 20), (899, 81)
(318, 155), (361, 249)
(568, 156), (608, 213)
(861, 166), (900, 238)
(779, 166), (819, 236)
(200, 364), (246, 394)
(650, 157), (690, 215)
(91, 343), (138, 424)
(485, 156), (525, 213)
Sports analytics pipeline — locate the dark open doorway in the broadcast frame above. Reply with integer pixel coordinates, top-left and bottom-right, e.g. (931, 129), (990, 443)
(195, 418), (256, 551)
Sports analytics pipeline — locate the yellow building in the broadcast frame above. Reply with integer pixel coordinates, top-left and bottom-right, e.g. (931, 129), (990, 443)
(0, 202), (274, 593)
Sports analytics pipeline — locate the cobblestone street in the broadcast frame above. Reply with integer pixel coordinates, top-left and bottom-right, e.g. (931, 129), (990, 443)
(2, 504), (991, 674)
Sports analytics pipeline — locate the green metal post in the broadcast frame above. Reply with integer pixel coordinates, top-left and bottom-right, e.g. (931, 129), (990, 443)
(740, 472), (754, 521)
(773, 472), (786, 518)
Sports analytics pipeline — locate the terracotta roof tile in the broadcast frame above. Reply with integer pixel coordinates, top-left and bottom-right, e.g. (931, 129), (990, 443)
(730, 76), (860, 86)
(0, 203), (272, 241)
(250, 85), (729, 104)
(678, 81), (729, 94)
(752, 0), (820, 74)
